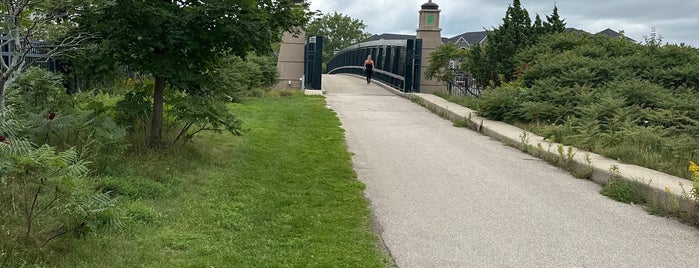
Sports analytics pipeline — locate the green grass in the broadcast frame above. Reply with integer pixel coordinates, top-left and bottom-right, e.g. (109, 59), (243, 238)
(600, 179), (648, 204)
(50, 94), (390, 267)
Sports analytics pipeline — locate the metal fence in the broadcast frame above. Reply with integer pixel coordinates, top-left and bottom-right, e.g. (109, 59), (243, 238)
(446, 70), (482, 97)
(0, 35), (60, 72)
(327, 39), (422, 93)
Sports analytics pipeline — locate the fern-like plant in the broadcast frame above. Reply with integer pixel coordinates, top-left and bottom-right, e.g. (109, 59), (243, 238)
(1, 107), (123, 265)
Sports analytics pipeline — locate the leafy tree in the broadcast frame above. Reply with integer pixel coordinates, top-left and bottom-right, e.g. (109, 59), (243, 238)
(73, 0), (311, 146)
(306, 12), (371, 71)
(424, 43), (468, 83)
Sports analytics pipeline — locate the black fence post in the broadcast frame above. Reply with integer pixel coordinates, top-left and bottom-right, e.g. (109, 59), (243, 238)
(304, 36), (323, 90)
(413, 39), (422, 93)
(404, 39), (415, 93)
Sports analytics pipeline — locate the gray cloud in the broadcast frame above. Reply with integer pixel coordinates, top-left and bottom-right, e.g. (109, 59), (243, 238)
(308, 0), (699, 47)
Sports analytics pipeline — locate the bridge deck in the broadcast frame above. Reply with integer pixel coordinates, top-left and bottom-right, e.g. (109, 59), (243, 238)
(323, 74), (699, 267)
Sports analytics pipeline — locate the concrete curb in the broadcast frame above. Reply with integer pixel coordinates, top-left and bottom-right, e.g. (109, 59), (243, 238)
(304, 89), (323, 96)
(406, 92), (697, 216)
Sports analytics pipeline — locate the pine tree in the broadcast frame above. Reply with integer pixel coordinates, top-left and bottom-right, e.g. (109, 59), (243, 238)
(483, 0), (533, 84)
(533, 14), (547, 37)
(545, 5), (566, 34)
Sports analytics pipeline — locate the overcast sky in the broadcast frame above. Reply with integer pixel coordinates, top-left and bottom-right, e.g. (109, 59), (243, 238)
(308, 0), (699, 48)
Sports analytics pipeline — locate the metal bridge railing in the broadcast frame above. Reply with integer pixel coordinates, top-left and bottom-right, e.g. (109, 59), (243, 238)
(327, 39), (423, 93)
(0, 35), (60, 72)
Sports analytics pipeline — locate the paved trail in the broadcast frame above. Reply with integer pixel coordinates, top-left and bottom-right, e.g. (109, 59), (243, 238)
(322, 74), (699, 268)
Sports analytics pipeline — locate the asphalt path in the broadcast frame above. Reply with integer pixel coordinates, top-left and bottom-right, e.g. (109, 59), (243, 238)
(322, 74), (699, 268)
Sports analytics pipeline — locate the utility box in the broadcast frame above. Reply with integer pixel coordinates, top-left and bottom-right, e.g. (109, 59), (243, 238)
(304, 36), (323, 90)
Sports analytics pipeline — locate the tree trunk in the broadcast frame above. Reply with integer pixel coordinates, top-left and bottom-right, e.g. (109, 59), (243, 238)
(149, 76), (166, 147)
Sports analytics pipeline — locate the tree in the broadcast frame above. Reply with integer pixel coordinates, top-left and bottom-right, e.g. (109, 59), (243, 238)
(73, 0), (311, 146)
(545, 5), (566, 34)
(533, 15), (546, 37)
(0, 0), (94, 112)
(424, 43), (468, 83)
(464, 44), (488, 86)
(468, 0), (565, 86)
(484, 0), (532, 84)
(306, 12), (371, 71)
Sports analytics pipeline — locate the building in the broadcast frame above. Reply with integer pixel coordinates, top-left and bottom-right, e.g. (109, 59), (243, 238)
(370, 28), (635, 49)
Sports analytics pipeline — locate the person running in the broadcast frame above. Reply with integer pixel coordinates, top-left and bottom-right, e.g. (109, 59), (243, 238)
(363, 55), (374, 84)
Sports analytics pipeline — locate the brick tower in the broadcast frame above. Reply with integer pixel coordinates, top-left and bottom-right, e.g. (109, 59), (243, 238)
(416, 0), (443, 93)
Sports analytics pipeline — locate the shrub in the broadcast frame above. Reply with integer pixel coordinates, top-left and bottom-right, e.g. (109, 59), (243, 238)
(0, 143), (122, 264)
(19, 108), (129, 173)
(477, 82), (527, 122)
(123, 201), (161, 226)
(474, 31), (699, 178)
(1, 105), (126, 264)
(6, 67), (73, 114)
(206, 53), (279, 102)
(6, 69), (129, 173)
(170, 93), (242, 145)
(600, 166), (648, 204)
(114, 86), (153, 129)
(600, 179), (648, 204)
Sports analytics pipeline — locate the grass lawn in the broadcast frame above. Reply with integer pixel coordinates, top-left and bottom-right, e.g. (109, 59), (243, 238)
(52, 94), (390, 267)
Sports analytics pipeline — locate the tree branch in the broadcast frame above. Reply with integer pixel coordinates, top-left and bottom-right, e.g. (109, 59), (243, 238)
(35, 186), (59, 218)
(173, 122), (193, 145)
(26, 185), (42, 243)
(41, 221), (86, 248)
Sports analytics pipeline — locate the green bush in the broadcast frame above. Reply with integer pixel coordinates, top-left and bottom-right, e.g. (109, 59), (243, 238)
(477, 82), (527, 121)
(0, 142), (122, 264)
(114, 85), (153, 128)
(474, 31), (699, 178)
(5, 69), (129, 173)
(206, 53), (278, 102)
(6, 67), (73, 114)
(18, 108), (129, 173)
(123, 201), (161, 225)
(170, 93), (242, 145)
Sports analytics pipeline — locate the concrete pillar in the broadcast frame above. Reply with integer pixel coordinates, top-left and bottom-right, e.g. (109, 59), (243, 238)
(416, 0), (443, 94)
(276, 30), (306, 88)
(275, 1), (307, 89)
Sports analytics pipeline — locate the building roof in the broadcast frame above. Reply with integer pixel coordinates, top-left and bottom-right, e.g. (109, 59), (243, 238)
(564, 27), (588, 34)
(447, 31), (489, 47)
(369, 28), (635, 47)
(596, 28), (636, 42)
(597, 28), (622, 37)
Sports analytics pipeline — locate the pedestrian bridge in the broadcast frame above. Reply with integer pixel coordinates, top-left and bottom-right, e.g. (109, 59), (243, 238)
(327, 39), (423, 93)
